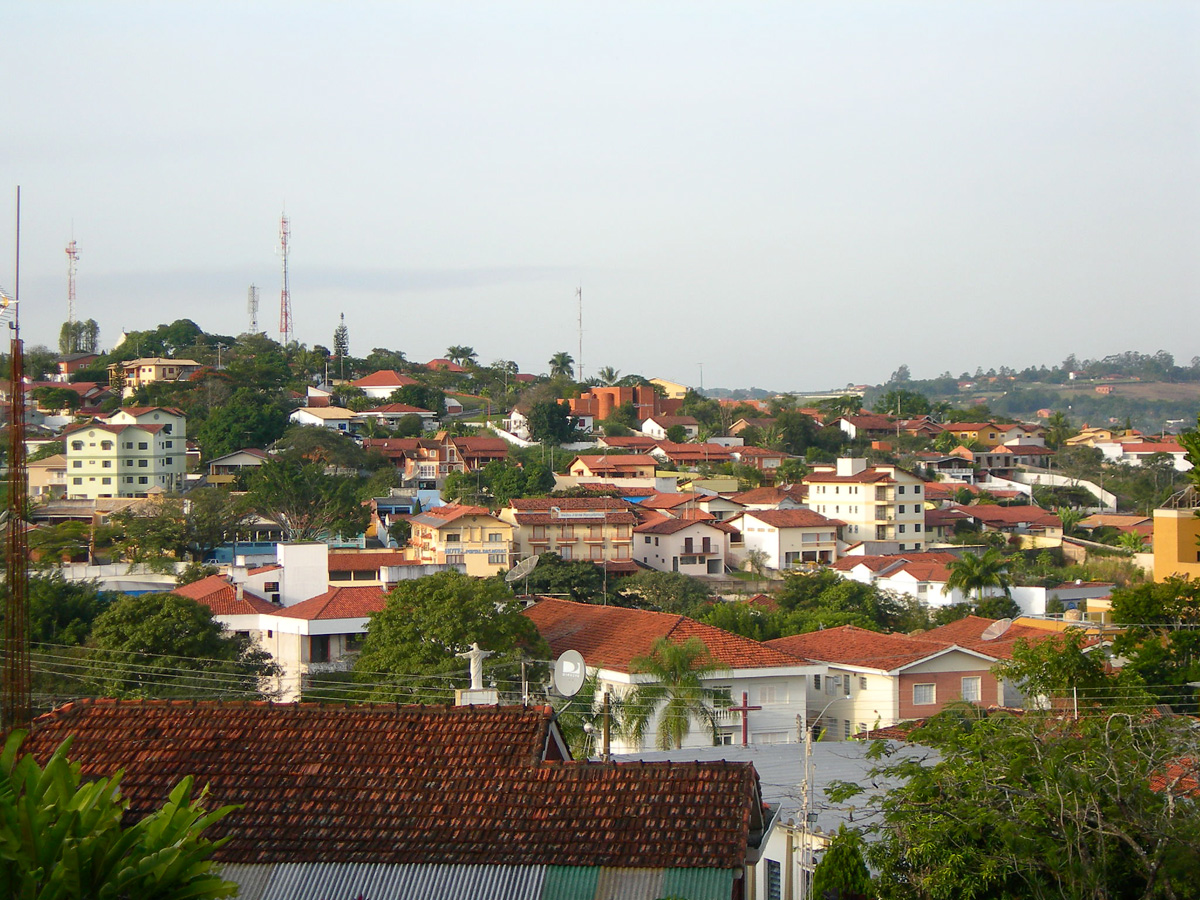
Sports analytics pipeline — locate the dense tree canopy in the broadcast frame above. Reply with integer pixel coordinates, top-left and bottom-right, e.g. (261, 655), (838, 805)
(246, 458), (370, 542)
(355, 572), (549, 702)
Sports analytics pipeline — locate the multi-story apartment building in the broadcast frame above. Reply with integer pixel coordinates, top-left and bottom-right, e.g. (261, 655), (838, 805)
(63, 406), (186, 499)
(106, 357), (202, 397)
(499, 497), (637, 566)
(407, 503), (514, 576)
(803, 458), (926, 553)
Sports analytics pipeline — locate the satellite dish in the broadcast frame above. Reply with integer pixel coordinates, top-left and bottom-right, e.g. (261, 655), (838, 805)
(553, 649), (586, 697)
(981, 617), (1013, 641)
(505, 554), (541, 583)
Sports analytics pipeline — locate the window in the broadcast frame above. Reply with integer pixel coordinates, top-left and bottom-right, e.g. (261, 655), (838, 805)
(162, 458), (171, 466)
(962, 676), (982, 703)
(487, 532), (503, 542)
(138, 476), (148, 485)
(844, 675), (851, 697)
(138, 459), (148, 468)
(72, 461), (82, 468)
(101, 477), (111, 484)
(898, 524), (906, 533)
(844, 720), (852, 740)
(899, 504), (906, 514)
(766, 860), (781, 900)
(444, 532), (461, 543)
(913, 683), (936, 705)
(859, 676), (868, 690)
(124, 476), (133, 483)
(138, 442), (148, 450)
(264, 582), (280, 593)
(102, 460), (111, 468)
(914, 523), (922, 532)
(163, 440), (172, 448)
(559, 546), (572, 560)
(590, 545), (603, 560)
(100, 441), (112, 450)
(813, 674), (821, 691)
(644, 536), (651, 544)
(71, 440), (84, 451)
(826, 675), (839, 695)
(913, 485), (921, 495)
(759, 684), (787, 704)
(163, 424), (172, 434)
(72, 477), (82, 485)
(488, 552), (507, 565)
(898, 485), (905, 494)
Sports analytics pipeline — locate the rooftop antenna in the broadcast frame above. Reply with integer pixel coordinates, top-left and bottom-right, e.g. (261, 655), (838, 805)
(278, 213), (292, 345)
(247, 283), (260, 333)
(65, 235), (79, 352)
(576, 285), (583, 382)
(3, 186), (31, 734)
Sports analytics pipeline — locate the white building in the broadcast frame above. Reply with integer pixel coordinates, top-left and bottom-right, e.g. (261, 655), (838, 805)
(63, 406), (186, 499)
(526, 598), (820, 752)
(289, 406), (357, 432)
(804, 458), (926, 553)
(727, 508), (841, 570)
(633, 515), (730, 576)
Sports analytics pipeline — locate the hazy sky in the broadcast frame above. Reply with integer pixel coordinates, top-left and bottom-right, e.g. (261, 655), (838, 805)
(2, 2), (1197, 391)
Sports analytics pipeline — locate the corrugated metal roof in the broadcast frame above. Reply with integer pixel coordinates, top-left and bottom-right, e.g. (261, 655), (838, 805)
(662, 868), (736, 900)
(254, 863), (546, 900)
(595, 867), (665, 900)
(217, 863), (272, 900)
(540, 866), (600, 900)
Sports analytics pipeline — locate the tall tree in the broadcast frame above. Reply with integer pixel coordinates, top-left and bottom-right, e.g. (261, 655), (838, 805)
(247, 458), (369, 541)
(354, 571), (549, 702)
(332, 313), (349, 379)
(810, 826), (873, 900)
(596, 365), (621, 386)
(445, 345), (478, 367)
(832, 704), (1200, 900)
(623, 637), (730, 750)
(87, 593), (279, 698)
(945, 549), (1011, 603)
(525, 399), (577, 444)
(548, 351), (575, 379)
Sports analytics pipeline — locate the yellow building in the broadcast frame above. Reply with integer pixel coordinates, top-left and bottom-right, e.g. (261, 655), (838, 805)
(649, 377), (690, 400)
(407, 503), (513, 576)
(1153, 487), (1200, 582)
(498, 497), (638, 566)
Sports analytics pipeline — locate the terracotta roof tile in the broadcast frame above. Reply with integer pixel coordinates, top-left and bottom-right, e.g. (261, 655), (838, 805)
(741, 509), (840, 529)
(172, 576), (277, 616)
(352, 370), (419, 388)
(765, 624), (965, 671)
(275, 586), (387, 620)
(525, 598), (809, 670)
(327, 551), (412, 572)
(25, 701), (762, 869)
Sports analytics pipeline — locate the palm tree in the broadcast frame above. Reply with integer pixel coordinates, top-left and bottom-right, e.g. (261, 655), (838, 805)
(1045, 410), (1074, 450)
(1056, 506), (1084, 538)
(1117, 531), (1146, 554)
(623, 637), (730, 750)
(945, 549), (1012, 604)
(548, 351), (575, 379)
(445, 345), (477, 367)
(596, 365), (621, 386)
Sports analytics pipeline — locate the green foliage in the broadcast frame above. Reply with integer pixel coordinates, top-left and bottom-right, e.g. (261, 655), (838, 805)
(275, 424), (368, 468)
(854, 705), (1200, 900)
(177, 562), (220, 586)
(1110, 577), (1200, 712)
(518, 552), (608, 603)
(973, 594), (1020, 619)
(873, 388), (931, 417)
(996, 630), (1120, 708)
(29, 441), (65, 462)
(29, 521), (93, 566)
(222, 332), (291, 390)
(31, 385), (81, 412)
(945, 549), (1011, 602)
(354, 571), (549, 702)
(388, 383), (446, 416)
(616, 570), (713, 615)
(526, 399), (577, 444)
(247, 458), (369, 542)
(665, 423), (688, 443)
(26, 573), (112, 646)
(772, 569), (926, 634)
(548, 351), (575, 379)
(699, 601), (780, 642)
(0, 731), (238, 900)
(811, 826), (873, 900)
(623, 637), (730, 750)
(194, 387), (289, 458)
(87, 592), (279, 697)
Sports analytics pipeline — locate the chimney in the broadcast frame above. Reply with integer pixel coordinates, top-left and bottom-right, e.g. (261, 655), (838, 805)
(836, 457), (868, 477)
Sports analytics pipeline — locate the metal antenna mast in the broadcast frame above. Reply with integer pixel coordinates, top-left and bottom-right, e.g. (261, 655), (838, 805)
(65, 237), (79, 352)
(278, 213), (292, 345)
(247, 283), (260, 333)
(3, 186), (31, 734)
(576, 285), (583, 382)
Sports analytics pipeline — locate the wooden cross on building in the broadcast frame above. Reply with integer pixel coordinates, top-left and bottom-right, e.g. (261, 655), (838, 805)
(727, 691), (762, 747)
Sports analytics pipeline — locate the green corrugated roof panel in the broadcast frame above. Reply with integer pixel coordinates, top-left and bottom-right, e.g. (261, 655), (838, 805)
(662, 868), (737, 900)
(541, 866), (600, 900)
(540, 867), (733, 900)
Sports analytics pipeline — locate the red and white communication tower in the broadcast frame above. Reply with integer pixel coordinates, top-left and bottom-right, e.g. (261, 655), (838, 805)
(65, 238), (80, 350)
(278, 213), (293, 345)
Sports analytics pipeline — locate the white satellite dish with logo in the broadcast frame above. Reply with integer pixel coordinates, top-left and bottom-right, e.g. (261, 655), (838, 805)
(981, 617), (1013, 641)
(505, 554), (541, 583)
(553, 649), (586, 697)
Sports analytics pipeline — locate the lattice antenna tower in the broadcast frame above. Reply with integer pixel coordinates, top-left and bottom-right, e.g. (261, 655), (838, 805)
(278, 213), (293, 345)
(576, 285), (583, 382)
(65, 237), (79, 352)
(247, 283), (260, 333)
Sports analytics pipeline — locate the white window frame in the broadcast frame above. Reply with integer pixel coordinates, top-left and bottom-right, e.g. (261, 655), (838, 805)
(913, 683), (936, 705)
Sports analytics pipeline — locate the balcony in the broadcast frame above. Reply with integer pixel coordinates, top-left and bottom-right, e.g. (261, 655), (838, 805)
(582, 533), (607, 544)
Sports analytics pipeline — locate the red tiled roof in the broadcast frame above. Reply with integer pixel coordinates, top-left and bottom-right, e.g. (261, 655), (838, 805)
(765, 624), (969, 671)
(274, 586), (387, 620)
(633, 516), (725, 536)
(951, 504), (1061, 529)
(646, 415), (700, 427)
(362, 403), (434, 415)
(25, 701), (763, 869)
(172, 576), (278, 616)
(596, 435), (659, 450)
(352, 370), (419, 388)
(741, 509), (840, 529)
(118, 406), (185, 417)
(425, 358), (468, 372)
(510, 497), (633, 511)
(912, 615), (1076, 660)
(571, 454), (658, 471)
(412, 504), (496, 527)
(246, 564), (281, 575)
(526, 598), (808, 671)
(729, 486), (790, 505)
(744, 593), (780, 612)
(803, 469), (896, 484)
(836, 414), (896, 431)
(734, 446), (784, 458)
(638, 492), (700, 511)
